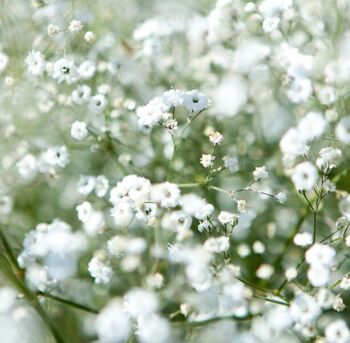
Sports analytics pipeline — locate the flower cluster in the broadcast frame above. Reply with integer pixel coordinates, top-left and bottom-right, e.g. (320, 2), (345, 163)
(1, 0), (350, 342)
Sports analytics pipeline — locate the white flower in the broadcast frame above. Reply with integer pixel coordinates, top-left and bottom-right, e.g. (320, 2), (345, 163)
(111, 202), (134, 228)
(223, 155), (239, 172)
(136, 315), (171, 343)
(325, 320), (350, 343)
(88, 256), (112, 284)
(183, 90), (207, 112)
(319, 147), (342, 169)
(262, 17), (280, 33)
(123, 288), (158, 318)
(253, 166), (268, 181)
(291, 161), (318, 191)
(336, 116), (350, 144)
(17, 154), (37, 180)
(280, 127), (309, 158)
(161, 89), (184, 108)
(204, 236), (229, 253)
(71, 121), (88, 140)
(72, 85), (91, 105)
(89, 94), (107, 113)
(95, 175), (109, 197)
(84, 31), (96, 43)
(68, 19), (83, 32)
(151, 182), (180, 208)
(307, 266), (330, 287)
(25, 51), (46, 76)
(95, 300), (131, 343)
(218, 211), (237, 225)
(256, 264), (274, 279)
(305, 244), (335, 267)
(209, 131), (224, 145)
(78, 60), (96, 79)
(276, 192), (287, 204)
(136, 99), (164, 128)
(294, 232), (312, 247)
(47, 24), (60, 36)
(317, 86), (336, 105)
(297, 112), (326, 142)
(195, 203), (214, 220)
(53, 58), (79, 84)
(333, 294), (346, 312)
(77, 175), (96, 195)
(76, 201), (93, 223)
(237, 200), (247, 213)
(287, 78), (312, 103)
(200, 154), (215, 168)
(43, 146), (70, 168)
(289, 294), (321, 325)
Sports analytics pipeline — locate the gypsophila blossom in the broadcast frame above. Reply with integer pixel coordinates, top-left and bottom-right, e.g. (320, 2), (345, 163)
(336, 116), (350, 144)
(200, 154), (215, 168)
(25, 51), (46, 76)
(291, 161), (318, 191)
(183, 90), (207, 112)
(71, 121), (88, 140)
(47, 24), (60, 36)
(53, 58), (79, 84)
(2, 1), (350, 341)
(68, 19), (83, 33)
(209, 131), (224, 145)
(253, 166), (268, 181)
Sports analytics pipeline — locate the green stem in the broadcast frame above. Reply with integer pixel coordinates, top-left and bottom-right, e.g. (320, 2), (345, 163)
(37, 291), (98, 314)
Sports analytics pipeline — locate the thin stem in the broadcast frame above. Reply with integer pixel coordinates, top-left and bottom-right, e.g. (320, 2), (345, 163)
(37, 291), (98, 314)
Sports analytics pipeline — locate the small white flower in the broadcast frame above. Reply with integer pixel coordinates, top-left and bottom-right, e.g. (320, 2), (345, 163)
(88, 256), (112, 284)
(223, 156), (239, 173)
(68, 19), (83, 33)
(290, 294), (321, 325)
(336, 116), (350, 144)
(294, 232), (312, 247)
(84, 31), (96, 43)
(123, 288), (159, 318)
(218, 211), (237, 225)
(25, 51), (46, 76)
(325, 320), (350, 343)
(204, 236), (229, 253)
(253, 165), (268, 181)
(183, 90), (207, 112)
(71, 121), (88, 140)
(72, 84), (91, 105)
(95, 300), (131, 343)
(78, 60), (96, 79)
(200, 154), (214, 168)
(89, 94), (107, 113)
(276, 192), (287, 204)
(17, 154), (37, 180)
(53, 58), (79, 84)
(47, 24), (60, 36)
(256, 264), (274, 279)
(237, 200), (247, 213)
(291, 161), (318, 191)
(209, 131), (224, 145)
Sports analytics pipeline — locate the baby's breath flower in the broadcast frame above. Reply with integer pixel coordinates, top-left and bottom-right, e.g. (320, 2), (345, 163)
(68, 19), (84, 33)
(209, 131), (224, 145)
(47, 24), (60, 36)
(200, 153), (214, 168)
(253, 165), (268, 181)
